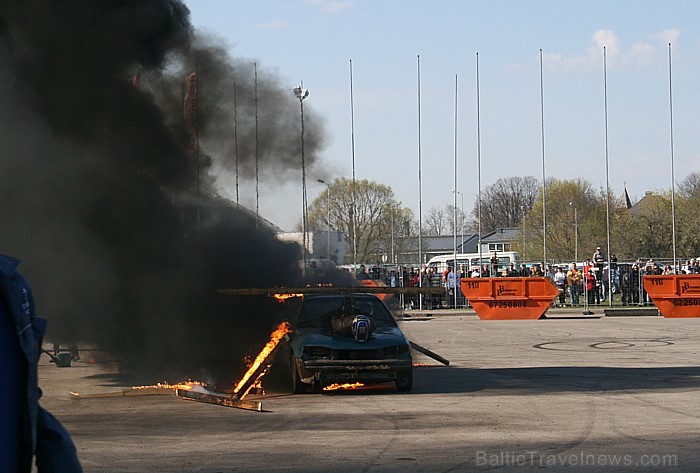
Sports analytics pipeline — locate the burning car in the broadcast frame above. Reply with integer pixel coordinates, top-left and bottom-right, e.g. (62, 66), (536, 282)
(285, 293), (413, 393)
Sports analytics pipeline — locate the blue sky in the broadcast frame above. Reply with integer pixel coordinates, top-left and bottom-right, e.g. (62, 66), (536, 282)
(189, 1), (699, 231)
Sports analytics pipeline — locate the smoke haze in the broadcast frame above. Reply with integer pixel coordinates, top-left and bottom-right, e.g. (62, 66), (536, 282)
(0, 0), (333, 383)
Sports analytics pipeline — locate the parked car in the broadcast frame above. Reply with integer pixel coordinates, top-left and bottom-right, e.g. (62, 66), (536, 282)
(284, 293), (413, 393)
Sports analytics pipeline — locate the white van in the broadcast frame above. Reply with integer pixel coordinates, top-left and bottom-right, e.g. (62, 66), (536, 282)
(427, 251), (519, 277)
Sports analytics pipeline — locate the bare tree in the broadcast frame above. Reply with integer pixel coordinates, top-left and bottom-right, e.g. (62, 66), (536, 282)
(424, 206), (448, 236)
(678, 171), (700, 198)
(446, 204), (469, 236)
(469, 176), (540, 233)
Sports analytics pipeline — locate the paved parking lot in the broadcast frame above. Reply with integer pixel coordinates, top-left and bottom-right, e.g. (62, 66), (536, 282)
(39, 314), (699, 472)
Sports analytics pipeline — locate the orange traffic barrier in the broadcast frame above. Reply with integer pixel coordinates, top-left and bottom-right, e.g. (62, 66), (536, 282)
(460, 277), (559, 320)
(642, 274), (700, 318)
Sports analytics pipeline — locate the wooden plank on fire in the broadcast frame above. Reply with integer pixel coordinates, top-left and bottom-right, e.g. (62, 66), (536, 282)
(409, 341), (450, 366)
(231, 338), (286, 400)
(70, 386), (176, 398)
(218, 286), (445, 296)
(176, 389), (263, 412)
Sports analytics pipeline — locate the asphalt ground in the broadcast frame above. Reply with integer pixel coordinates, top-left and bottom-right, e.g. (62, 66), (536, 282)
(38, 313), (699, 472)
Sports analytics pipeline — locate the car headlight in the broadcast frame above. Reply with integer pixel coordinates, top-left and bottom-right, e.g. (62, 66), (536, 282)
(382, 345), (410, 356)
(302, 346), (333, 359)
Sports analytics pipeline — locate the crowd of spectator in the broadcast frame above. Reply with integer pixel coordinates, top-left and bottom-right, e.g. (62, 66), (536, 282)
(356, 248), (700, 310)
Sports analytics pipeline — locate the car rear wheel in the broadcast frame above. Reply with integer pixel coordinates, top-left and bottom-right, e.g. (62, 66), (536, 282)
(395, 370), (413, 392)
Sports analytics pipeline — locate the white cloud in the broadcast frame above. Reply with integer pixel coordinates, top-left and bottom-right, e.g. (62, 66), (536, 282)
(542, 30), (616, 72)
(543, 28), (680, 73)
(591, 29), (621, 58)
(625, 41), (657, 67)
(650, 28), (681, 46)
(621, 29), (679, 67)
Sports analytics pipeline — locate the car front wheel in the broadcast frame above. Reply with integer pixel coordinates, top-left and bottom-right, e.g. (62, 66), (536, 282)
(291, 358), (312, 394)
(395, 370), (413, 392)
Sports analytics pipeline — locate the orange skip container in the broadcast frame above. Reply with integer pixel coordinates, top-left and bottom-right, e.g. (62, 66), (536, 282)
(642, 274), (700, 318)
(460, 277), (559, 320)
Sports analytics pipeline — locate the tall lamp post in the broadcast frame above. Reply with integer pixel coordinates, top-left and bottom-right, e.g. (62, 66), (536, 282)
(451, 189), (464, 251)
(294, 83), (309, 271)
(569, 202), (578, 264)
(521, 205), (526, 261)
(390, 204), (395, 265)
(457, 191), (464, 251)
(317, 179), (331, 260)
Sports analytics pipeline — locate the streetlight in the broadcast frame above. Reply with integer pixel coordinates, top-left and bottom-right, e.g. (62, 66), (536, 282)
(293, 83), (309, 271)
(317, 179), (331, 260)
(569, 202), (578, 264)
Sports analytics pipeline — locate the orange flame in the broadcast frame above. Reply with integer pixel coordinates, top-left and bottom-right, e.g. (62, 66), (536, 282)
(233, 321), (291, 395)
(132, 380), (206, 392)
(271, 293), (303, 302)
(323, 382), (365, 391)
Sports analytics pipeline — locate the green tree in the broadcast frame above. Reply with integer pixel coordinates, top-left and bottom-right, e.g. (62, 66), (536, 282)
(674, 172), (700, 258)
(307, 177), (415, 264)
(617, 191), (673, 259)
(522, 178), (604, 263)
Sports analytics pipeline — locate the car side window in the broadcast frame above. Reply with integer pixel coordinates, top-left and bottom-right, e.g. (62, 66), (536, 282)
(365, 299), (396, 327)
(296, 299), (333, 328)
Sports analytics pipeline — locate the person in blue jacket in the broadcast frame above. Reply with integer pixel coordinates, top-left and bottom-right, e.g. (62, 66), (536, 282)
(0, 253), (82, 472)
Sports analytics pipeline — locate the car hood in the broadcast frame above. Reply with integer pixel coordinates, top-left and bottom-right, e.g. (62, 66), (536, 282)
(292, 326), (409, 350)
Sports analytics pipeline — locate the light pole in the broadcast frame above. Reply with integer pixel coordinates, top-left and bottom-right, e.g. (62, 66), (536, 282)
(521, 205), (526, 261)
(458, 191), (464, 251)
(452, 189), (464, 251)
(293, 83), (309, 271)
(570, 202), (578, 264)
(390, 204), (395, 265)
(317, 179), (331, 260)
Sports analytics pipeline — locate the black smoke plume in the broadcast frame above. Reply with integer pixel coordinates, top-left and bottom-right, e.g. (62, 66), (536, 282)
(0, 0), (341, 383)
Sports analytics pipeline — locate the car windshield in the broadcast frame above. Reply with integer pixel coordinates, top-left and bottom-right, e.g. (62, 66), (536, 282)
(296, 295), (397, 329)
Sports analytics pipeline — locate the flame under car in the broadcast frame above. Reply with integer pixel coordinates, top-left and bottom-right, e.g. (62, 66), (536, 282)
(285, 293), (413, 393)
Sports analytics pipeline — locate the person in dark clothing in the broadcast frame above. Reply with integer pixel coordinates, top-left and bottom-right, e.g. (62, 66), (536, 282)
(593, 246), (605, 274)
(489, 252), (499, 277)
(507, 263), (519, 277)
(629, 262), (641, 305)
(519, 264), (530, 277)
(421, 268), (433, 309)
(430, 267), (443, 308)
(0, 254), (82, 473)
(356, 265), (371, 280)
(620, 264), (631, 304)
